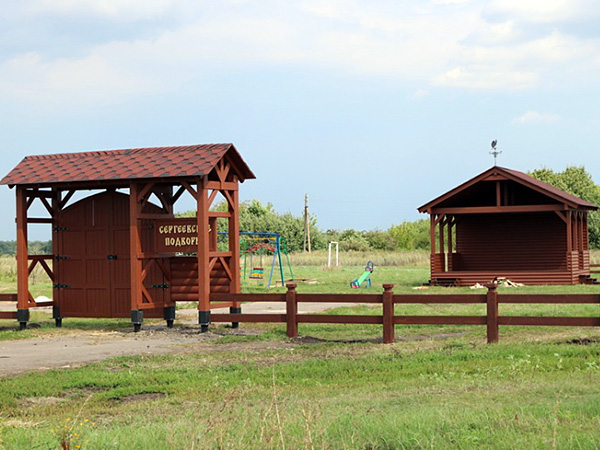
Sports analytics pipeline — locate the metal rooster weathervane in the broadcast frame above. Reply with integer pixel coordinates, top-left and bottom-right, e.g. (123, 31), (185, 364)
(490, 139), (501, 165)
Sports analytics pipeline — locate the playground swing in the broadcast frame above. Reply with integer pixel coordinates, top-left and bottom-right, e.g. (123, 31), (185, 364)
(246, 241), (274, 280)
(218, 232), (294, 288)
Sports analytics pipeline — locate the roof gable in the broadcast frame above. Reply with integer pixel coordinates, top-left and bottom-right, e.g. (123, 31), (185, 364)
(1, 143), (256, 187)
(418, 166), (598, 213)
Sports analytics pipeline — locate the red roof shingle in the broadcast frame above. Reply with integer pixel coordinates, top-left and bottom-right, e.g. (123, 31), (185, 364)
(1, 143), (255, 186)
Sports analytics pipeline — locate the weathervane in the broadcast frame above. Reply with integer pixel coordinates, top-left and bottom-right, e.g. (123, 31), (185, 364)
(490, 139), (501, 165)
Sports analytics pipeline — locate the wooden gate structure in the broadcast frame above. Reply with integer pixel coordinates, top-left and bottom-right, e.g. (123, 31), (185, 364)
(418, 166), (598, 286)
(0, 143), (255, 331)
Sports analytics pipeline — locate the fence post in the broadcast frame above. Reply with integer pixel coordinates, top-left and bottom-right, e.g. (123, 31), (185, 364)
(286, 283), (298, 338)
(486, 283), (499, 343)
(382, 284), (395, 344)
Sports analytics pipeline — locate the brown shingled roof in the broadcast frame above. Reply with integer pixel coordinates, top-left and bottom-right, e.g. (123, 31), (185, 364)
(1, 143), (255, 187)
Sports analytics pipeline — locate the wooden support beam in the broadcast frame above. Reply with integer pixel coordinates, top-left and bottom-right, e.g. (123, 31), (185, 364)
(496, 181), (501, 206)
(207, 189), (219, 208)
(439, 217), (445, 271)
(137, 181), (156, 204)
(208, 211), (230, 218)
(219, 256), (234, 281)
(16, 186), (29, 313)
(129, 183), (143, 313)
(172, 185), (186, 205)
(28, 190), (55, 198)
(155, 259), (171, 283)
(432, 204), (567, 215)
(52, 189), (61, 316)
(26, 218), (54, 224)
(430, 215), (436, 255)
(197, 177), (211, 328)
(26, 195), (35, 210)
(59, 190), (76, 209)
(182, 181), (197, 198)
(447, 216), (453, 270)
(205, 181), (238, 191)
(229, 186), (241, 297)
(554, 210), (567, 224)
(223, 190), (235, 210)
(39, 196), (54, 217)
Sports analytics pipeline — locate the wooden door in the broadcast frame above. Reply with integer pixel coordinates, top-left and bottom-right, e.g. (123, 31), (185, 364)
(55, 191), (165, 318)
(56, 192), (115, 317)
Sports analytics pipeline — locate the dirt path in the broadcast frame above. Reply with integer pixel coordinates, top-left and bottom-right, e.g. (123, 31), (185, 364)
(0, 302), (365, 377)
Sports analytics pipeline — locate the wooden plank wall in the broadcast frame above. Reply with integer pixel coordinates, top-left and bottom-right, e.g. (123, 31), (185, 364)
(170, 256), (230, 303)
(455, 213), (566, 271)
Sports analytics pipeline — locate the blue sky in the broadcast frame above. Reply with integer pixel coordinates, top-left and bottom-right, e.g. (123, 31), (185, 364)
(2, 0), (600, 240)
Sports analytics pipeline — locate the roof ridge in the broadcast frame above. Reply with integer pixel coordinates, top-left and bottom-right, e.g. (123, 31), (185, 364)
(23, 143), (233, 161)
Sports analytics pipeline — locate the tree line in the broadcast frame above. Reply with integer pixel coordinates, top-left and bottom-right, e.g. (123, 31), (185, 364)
(1, 166), (598, 255)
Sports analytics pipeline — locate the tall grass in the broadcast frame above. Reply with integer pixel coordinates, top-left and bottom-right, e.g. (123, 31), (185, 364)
(591, 249), (600, 264)
(0, 255), (51, 285)
(287, 249), (430, 267)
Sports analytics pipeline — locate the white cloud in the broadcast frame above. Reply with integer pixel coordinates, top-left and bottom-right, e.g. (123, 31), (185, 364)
(3, 0), (600, 110)
(512, 110), (560, 124)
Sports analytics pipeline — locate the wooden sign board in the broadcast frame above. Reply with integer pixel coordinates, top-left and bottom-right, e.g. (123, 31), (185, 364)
(154, 218), (198, 253)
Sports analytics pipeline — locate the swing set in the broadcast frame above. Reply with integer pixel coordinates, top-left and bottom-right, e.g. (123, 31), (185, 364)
(217, 232), (294, 288)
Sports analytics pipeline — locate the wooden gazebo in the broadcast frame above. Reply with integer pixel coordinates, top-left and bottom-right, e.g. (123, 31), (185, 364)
(418, 166), (598, 286)
(1, 143), (255, 331)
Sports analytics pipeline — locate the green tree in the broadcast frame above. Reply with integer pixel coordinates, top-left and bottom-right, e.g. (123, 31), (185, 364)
(530, 166), (600, 248)
(388, 219), (430, 250)
(336, 229), (370, 252)
(177, 199), (322, 252)
(363, 229), (397, 251)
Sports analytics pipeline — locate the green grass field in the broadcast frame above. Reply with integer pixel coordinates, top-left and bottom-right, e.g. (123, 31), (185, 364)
(1, 254), (600, 448)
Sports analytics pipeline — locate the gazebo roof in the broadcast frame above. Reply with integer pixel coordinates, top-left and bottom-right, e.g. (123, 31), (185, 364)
(418, 166), (598, 213)
(1, 143), (255, 187)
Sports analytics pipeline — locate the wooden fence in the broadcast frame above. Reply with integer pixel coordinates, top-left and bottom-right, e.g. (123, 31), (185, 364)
(211, 284), (600, 344)
(591, 264), (600, 275)
(0, 294), (18, 320)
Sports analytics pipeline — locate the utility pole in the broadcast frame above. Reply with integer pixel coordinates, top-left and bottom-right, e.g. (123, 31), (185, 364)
(303, 193), (311, 252)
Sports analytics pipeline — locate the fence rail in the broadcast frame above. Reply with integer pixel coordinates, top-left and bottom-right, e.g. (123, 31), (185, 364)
(0, 293), (18, 320)
(210, 284), (600, 344)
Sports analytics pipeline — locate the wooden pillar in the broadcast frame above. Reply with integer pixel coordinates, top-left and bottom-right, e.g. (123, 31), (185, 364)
(51, 189), (62, 327)
(197, 177), (211, 332)
(583, 213), (589, 250)
(579, 212), (584, 252)
(573, 212), (579, 252)
(129, 182), (143, 331)
(447, 217), (453, 271)
(16, 186), (30, 329)
(228, 183), (242, 326)
(430, 214), (436, 255)
(439, 216), (445, 272)
(566, 210), (572, 254)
